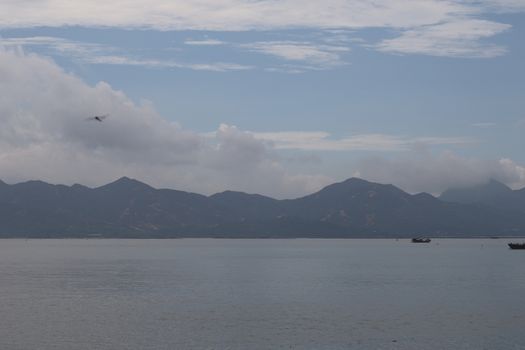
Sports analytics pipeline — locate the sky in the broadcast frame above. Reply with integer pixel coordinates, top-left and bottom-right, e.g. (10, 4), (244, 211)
(0, 0), (524, 198)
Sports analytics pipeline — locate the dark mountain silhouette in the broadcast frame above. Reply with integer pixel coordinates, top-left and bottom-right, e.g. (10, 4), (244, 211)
(283, 178), (524, 235)
(1, 177), (524, 238)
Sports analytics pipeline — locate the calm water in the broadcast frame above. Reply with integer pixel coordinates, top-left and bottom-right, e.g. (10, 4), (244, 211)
(0, 239), (524, 350)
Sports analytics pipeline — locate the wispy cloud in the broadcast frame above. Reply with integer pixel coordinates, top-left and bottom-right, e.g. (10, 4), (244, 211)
(1, 35), (350, 73)
(240, 41), (349, 68)
(236, 130), (474, 151)
(184, 39), (225, 46)
(87, 55), (253, 72)
(185, 37), (352, 70)
(375, 19), (510, 58)
(263, 66), (307, 74)
(184, 38), (351, 71)
(0, 36), (110, 57)
(0, 36), (252, 72)
(0, 1), (522, 60)
(319, 30), (364, 45)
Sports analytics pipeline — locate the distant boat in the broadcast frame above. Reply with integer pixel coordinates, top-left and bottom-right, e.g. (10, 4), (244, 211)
(412, 237), (431, 243)
(508, 243), (525, 250)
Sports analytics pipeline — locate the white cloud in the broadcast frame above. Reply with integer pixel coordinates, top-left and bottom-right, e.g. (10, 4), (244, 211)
(249, 131), (473, 151)
(375, 19), (510, 58)
(240, 41), (349, 67)
(0, 49), (329, 198)
(355, 151), (525, 194)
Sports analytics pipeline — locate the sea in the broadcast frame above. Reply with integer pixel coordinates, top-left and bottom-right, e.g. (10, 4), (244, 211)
(0, 238), (524, 350)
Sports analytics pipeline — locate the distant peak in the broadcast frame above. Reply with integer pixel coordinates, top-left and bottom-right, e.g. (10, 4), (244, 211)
(98, 176), (154, 190)
(71, 183), (90, 190)
(210, 190), (244, 197)
(412, 192), (436, 200)
(330, 177), (393, 190)
(114, 176), (143, 184)
(319, 177), (371, 190)
(342, 177), (371, 184)
(309, 177), (404, 198)
(17, 179), (52, 186)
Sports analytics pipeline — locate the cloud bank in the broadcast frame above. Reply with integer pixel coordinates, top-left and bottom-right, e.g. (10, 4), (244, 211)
(355, 151), (525, 194)
(0, 49), (329, 198)
(1, 48), (524, 198)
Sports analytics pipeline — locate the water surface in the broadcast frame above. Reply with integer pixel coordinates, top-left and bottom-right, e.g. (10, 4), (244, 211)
(0, 239), (524, 349)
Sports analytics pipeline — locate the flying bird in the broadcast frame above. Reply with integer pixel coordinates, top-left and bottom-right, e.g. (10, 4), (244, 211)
(86, 114), (108, 122)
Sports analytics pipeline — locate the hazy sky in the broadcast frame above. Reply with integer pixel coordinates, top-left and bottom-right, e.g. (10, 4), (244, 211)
(1, 1), (524, 198)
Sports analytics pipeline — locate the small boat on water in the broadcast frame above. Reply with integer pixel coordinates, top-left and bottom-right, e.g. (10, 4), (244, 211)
(412, 237), (431, 243)
(508, 243), (525, 250)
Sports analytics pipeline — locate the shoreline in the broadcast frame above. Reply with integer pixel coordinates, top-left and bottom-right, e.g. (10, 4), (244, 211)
(1, 236), (525, 240)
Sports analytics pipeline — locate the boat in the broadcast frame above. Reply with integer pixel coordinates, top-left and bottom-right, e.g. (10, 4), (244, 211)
(412, 237), (431, 243)
(508, 243), (525, 250)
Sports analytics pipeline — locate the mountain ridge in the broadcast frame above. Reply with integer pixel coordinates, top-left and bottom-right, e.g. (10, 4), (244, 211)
(0, 177), (524, 238)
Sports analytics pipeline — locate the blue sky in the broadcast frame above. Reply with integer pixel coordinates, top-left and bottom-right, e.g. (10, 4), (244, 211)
(0, 1), (524, 197)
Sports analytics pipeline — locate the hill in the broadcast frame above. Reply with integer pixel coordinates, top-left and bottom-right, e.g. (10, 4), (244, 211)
(0, 177), (524, 237)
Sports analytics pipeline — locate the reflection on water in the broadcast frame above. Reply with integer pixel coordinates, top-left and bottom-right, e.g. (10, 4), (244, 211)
(0, 239), (524, 349)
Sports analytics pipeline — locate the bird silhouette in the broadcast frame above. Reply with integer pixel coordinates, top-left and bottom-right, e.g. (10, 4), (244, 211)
(86, 114), (108, 122)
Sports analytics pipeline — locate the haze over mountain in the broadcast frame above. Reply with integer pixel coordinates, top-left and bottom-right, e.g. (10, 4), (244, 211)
(440, 179), (525, 214)
(1, 177), (524, 238)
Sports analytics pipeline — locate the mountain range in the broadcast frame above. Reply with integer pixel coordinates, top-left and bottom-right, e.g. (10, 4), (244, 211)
(1, 177), (524, 238)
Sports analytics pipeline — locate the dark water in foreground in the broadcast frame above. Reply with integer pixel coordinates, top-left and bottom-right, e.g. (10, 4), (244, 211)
(0, 239), (524, 350)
